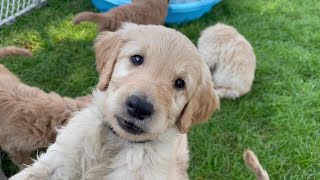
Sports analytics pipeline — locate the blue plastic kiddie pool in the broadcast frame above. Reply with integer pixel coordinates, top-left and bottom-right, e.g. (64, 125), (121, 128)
(91, 0), (221, 24)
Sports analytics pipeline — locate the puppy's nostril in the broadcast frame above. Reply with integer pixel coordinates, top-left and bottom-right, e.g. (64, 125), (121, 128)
(126, 95), (139, 111)
(126, 95), (154, 120)
(140, 103), (153, 116)
(127, 101), (135, 109)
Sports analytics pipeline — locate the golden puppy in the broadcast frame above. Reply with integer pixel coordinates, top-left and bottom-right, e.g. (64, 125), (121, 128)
(198, 23), (256, 99)
(0, 47), (91, 169)
(73, 0), (168, 31)
(11, 24), (219, 179)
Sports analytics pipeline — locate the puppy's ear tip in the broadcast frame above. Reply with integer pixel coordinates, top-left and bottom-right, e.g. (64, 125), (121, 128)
(178, 127), (189, 134)
(176, 118), (191, 134)
(217, 102), (221, 110)
(178, 129), (188, 134)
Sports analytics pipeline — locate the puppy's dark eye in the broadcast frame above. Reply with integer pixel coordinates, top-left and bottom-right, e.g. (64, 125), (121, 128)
(174, 78), (185, 89)
(131, 55), (144, 66)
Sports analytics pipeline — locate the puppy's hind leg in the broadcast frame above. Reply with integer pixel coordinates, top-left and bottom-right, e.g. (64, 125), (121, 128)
(214, 86), (240, 99)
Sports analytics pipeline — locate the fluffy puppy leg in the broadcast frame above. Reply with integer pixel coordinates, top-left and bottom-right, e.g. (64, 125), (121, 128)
(214, 87), (240, 99)
(244, 149), (269, 180)
(0, 47), (32, 58)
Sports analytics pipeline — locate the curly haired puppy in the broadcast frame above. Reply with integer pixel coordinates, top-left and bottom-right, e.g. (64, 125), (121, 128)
(198, 23), (256, 99)
(0, 47), (91, 169)
(73, 0), (169, 31)
(11, 24), (219, 180)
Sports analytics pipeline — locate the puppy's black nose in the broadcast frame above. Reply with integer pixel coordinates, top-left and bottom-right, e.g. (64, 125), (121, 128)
(126, 95), (154, 120)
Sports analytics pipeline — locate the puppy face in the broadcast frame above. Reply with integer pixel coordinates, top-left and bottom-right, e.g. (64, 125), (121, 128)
(95, 24), (219, 142)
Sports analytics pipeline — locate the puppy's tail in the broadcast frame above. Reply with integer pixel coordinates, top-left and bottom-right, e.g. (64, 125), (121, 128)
(0, 46), (32, 59)
(73, 11), (106, 27)
(244, 149), (269, 180)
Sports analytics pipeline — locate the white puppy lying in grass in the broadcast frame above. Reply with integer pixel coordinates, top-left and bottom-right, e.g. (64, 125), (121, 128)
(198, 23), (256, 99)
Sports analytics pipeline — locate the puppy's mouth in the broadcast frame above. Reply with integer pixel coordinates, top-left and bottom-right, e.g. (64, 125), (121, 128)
(115, 115), (145, 135)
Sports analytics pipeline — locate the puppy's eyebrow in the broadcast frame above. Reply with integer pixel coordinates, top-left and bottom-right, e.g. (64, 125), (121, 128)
(174, 65), (197, 79)
(120, 43), (145, 56)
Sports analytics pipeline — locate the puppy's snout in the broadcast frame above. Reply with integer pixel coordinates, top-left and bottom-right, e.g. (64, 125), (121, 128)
(126, 95), (154, 120)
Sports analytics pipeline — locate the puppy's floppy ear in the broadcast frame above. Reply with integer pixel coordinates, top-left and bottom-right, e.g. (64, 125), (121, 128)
(95, 31), (124, 90)
(177, 63), (220, 134)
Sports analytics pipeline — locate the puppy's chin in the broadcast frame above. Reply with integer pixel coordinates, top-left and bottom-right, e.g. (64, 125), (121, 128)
(106, 116), (162, 143)
(115, 115), (146, 135)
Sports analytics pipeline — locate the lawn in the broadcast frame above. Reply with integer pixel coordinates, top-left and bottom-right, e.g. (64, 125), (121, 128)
(1, 0), (320, 179)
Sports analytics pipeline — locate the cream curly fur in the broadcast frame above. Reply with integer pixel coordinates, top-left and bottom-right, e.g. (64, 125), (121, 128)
(198, 23), (256, 99)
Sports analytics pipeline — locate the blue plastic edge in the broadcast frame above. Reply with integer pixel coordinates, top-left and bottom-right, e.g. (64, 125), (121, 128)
(92, 0), (221, 24)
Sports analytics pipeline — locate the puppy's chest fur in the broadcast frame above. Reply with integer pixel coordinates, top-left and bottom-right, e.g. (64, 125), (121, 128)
(79, 123), (177, 180)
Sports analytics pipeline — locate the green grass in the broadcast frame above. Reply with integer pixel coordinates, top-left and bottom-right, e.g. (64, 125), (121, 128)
(1, 0), (320, 179)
